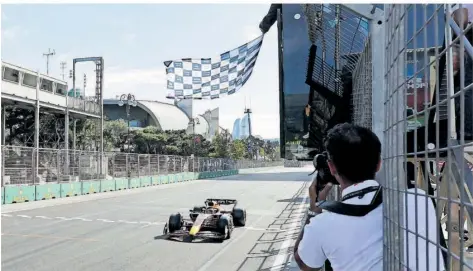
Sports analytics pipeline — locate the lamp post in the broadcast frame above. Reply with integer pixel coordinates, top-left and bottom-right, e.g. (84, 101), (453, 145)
(189, 117), (200, 155)
(118, 93), (137, 153)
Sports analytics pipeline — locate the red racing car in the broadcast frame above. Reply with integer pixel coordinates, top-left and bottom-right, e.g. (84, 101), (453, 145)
(163, 198), (247, 241)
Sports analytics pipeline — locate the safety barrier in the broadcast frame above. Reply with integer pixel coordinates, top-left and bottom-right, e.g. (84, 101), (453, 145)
(1, 169), (241, 205)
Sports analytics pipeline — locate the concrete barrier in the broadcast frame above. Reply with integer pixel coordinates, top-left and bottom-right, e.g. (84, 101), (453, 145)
(100, 180), (116, 192)
(238, 166), (282, 174)
(140, 176), (152, 187)
(115, 178), (128, 190)
(60, 182), (81, 197)
(82, 181), (100, 195)
(35, 183), (61, 201)
(160, 175), (169, 184)
(129, 178), (140, 189)
(1, 168), (257, 204)
(151, 176), (160, 186)
(4, 185), (35, 204)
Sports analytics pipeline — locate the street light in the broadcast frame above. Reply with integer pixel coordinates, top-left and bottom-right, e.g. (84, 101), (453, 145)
(189, 117), (200, 155)
(118, 93), (137, 152)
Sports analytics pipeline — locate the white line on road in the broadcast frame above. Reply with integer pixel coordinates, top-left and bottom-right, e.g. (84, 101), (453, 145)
(243, 226), (289, 233)
(196, 210), (269, 271)
(71, 217), (92, 222)
(4, 213), (164, 226)
(35, 215), (51, 219)
(96, 219), (115, 223)
(270, 190), (309, 270)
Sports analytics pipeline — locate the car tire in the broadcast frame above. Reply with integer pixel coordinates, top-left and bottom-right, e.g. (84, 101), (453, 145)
(217, 215), (231, 239)
(168, 213), (182, 233)
(232, 208), (246, 227)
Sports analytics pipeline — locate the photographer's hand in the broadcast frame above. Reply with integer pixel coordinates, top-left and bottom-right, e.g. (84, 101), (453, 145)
(309, 177), (333, 214)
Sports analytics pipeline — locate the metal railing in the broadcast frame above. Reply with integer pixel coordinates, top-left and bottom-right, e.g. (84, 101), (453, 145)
(1, 145), (283, 186)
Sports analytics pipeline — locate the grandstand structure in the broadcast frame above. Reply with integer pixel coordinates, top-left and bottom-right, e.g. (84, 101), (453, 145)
(1, 60), (104, 183)
(1, 60), (222, 186)
(103, 98), (220, 141)
(1, 60), (102, 146)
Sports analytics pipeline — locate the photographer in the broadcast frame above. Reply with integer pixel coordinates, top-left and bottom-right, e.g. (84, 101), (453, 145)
(293, 123), (383, 271)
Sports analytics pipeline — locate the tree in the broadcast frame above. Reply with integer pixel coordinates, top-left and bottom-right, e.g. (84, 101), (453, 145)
(3, 105), (281, 160)
(209, 131), (230, 158)
(229, 139), (246, 160)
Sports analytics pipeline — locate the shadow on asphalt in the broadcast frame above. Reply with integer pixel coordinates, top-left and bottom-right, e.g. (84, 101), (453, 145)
(206, 172), (311, 182)
(276, 197), (307, 203)
(153, 234), (224, 244)
(236, 182), (309, 271)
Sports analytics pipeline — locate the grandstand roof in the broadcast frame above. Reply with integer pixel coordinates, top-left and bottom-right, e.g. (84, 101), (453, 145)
(104, 99), (190, 131)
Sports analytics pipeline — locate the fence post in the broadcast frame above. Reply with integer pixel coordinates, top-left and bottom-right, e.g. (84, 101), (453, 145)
(1, 146), (4, 186)
(78, 150), (81, 181)
(32, 148), (36, 185)
(157, 154), (160, 175)
(137, 155), (140, 178)
(126, 153), (129, 178)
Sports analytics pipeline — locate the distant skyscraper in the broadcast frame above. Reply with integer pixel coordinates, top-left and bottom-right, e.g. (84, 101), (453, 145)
(232, 119), (241, 140)
(240, 114), (250, 139)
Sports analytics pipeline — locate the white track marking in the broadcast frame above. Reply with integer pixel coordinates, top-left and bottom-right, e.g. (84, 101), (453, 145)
(35, 215), (51, 219)
(2, 214), (159, 225)
(243, 226), (289, 233)
(71, 217), (92, 222)
(55, 216), (74, 221)
(96, 219), (114, 223)
(196, 212), (269, 271)
(271, 191), (309, 270)
(194, 179), (307, 271)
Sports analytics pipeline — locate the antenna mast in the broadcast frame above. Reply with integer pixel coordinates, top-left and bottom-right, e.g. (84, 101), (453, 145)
(43, 48), (56, 75)
(60, 61), (67, 80)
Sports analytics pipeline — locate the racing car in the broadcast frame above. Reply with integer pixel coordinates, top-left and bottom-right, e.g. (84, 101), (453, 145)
(163, 198), (247, 241)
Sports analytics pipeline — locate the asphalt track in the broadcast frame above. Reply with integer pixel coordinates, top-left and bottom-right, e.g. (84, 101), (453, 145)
(1, 167), (311, 271)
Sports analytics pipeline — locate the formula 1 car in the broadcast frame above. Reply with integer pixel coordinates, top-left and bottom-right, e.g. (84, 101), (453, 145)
(163, 198), (247, 241)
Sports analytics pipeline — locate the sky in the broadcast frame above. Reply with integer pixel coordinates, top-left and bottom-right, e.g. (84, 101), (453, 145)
(1, 4), (280, 139)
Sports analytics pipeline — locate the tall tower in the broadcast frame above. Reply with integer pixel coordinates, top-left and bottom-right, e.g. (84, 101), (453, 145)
(244, 107), (252, 137)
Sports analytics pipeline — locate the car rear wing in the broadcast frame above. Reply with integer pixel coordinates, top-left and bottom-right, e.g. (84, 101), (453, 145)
(205, 199), (237, 205)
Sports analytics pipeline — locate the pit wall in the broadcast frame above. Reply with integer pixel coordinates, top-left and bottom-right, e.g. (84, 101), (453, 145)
(1, 170), (240, 205)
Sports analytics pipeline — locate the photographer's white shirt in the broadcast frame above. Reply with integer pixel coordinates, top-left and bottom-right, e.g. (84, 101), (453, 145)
(298, 180), (446, 271)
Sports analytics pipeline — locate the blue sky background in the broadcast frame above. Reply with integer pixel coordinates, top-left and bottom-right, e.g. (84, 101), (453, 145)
(1, 4), (279, 138)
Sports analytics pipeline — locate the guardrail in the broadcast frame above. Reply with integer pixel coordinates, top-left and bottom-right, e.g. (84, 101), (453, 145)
(1, 145), (283, 204)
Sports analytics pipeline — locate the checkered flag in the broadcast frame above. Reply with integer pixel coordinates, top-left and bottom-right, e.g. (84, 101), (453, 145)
(164, 35), (264, 100)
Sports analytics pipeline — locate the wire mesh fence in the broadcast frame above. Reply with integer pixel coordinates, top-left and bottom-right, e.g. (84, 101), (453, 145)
(383, 4), (473, 271)
(352, 36), (373, 129)
(299, 3), (473, 271)
(1, 145), (283, 187)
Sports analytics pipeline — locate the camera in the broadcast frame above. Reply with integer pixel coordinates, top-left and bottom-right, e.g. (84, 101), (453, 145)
(310, 152), (339, 187)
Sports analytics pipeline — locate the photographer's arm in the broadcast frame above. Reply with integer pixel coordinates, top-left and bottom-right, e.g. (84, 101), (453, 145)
(293, 180), (333, 270)
(293, 218), (325, 271)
